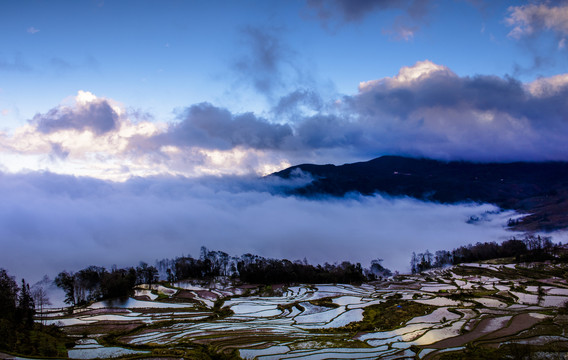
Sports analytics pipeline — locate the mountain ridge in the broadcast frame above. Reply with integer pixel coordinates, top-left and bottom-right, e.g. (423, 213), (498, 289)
(271, 156), (568, 232)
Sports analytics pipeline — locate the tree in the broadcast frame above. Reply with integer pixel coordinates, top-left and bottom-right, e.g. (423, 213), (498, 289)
(410, 252), (418, 274)
(0, 269), (18, 322)
(54, 271), (76, 306)
(434, 250), (452, 267)
(136, 262), (159, 286)
(370, 259), (392, 279)
(100, 268), (136, 299)
(0, 269), (18, 351)
(76, 266), (106, 302)
(31, 278), (51, 325)
(16, 279), (35, 328)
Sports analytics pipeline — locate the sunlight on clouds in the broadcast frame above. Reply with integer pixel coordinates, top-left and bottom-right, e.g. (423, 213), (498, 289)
(3, 61), (568, 181)
(75, 90), (97, 105)
(73, 90), (123, 117)
(159, 145), (182, 154)
(0, 90), (171, 181)
(358, 60), (455, 91)
(506, 3), (568, 39)
(258, 160), (292, 176)
(195, 148), (290, 177)
(527, 73), (568, 97)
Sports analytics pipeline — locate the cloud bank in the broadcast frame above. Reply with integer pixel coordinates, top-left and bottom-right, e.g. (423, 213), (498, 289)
(1, 61), (568, 180)
(0, 171), (518, 283)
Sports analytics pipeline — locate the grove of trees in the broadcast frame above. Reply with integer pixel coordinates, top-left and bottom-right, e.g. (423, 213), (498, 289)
(410, 235), (560, 273)
(167, 247), (368, 285)
(55, 262), (158, 305)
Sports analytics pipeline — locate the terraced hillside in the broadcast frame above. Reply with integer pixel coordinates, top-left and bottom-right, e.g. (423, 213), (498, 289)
(35, 262), (568, 359)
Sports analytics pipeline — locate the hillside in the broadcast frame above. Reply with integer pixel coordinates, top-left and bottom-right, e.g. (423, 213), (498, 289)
(272, 156), (568, 232)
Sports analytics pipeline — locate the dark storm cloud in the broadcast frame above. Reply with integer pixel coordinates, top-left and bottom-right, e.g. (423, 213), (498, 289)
(0, 170), (517, 283)
(33, 100), (119, 135)
(155, 102), (294, 150)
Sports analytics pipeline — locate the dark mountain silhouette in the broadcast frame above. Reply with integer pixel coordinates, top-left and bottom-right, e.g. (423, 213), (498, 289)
(271, 156), (568, 232)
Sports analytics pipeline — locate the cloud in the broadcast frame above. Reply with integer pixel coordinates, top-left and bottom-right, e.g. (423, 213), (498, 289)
(506, 2), (568, 73)
(161, 103), (294, 150)
(33, 91), (119, 135)
(338, 60), (568, 161)
(3, 61), (568, 180)
(27, 26), (40, 34)
(49, 142), (69, 160)
(145, 59), (568, 164)
(305, 0), (434, 40)
(0, 91), (170, 180)
(506, 2), (568, 39)
(0, 170), (518, 283)
(272, 89), (324, 120)
(233, 26), (294, 96)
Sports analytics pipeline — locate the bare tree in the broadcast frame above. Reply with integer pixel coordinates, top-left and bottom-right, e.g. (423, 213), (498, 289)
(32, 275), (51, 325)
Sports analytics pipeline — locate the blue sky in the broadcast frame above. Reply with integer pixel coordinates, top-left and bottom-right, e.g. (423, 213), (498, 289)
(2, 0), (568, 280)
(2, 1), (566, 134)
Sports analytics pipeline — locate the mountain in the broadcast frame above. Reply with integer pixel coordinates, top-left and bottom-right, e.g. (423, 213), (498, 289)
(271, 156), (568, 232)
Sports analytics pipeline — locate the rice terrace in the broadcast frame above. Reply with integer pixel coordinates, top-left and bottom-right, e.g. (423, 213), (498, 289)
(5, 238), (568, 359)
(24, 260), (568, 359)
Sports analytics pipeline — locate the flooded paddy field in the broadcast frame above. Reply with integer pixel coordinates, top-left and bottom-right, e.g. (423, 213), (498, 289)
(40, 262), (568, 359)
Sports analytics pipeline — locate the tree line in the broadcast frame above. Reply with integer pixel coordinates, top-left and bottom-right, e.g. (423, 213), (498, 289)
(410, 235), (561, 274)
(161, 247), (385, 284)
(54, 247), (388, 306)
(0, 269), (69, 356)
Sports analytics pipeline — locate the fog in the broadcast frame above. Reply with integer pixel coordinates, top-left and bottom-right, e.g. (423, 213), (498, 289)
(0, 171), (521, 283)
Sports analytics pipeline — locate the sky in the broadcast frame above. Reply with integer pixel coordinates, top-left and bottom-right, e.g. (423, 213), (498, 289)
(1, 0), (568, 281)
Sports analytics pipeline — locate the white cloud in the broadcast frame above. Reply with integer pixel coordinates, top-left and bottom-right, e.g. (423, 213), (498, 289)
(526, 73), (568, 97)
(506, 3), (568, 39)
(359, 60), (455, 91)
(27, 26), (40, 34)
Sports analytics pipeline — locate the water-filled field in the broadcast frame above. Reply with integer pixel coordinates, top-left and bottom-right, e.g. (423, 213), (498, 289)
(41, 262), (568, 359)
